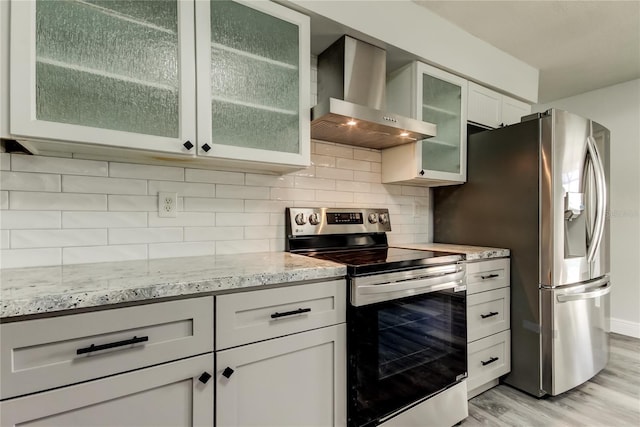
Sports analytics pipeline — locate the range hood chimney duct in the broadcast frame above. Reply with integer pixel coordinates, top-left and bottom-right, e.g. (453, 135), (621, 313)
(311, 36), (436, 150)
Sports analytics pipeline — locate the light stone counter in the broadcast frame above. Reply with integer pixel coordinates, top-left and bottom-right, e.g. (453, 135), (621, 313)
(395, 243), (509, 261)
(0, 252), (346, 319)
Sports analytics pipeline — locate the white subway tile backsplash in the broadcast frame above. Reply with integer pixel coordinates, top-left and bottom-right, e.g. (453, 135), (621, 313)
(216, 213), (269, 226)
(353, 149), (382, 163)
(149, 241), (215, 259)
(12, 155), (108, 176)
(316, 190), (353, 203)
(110, 162), (184, 181)
(1, 248), (62, 268)
(63, 212), (147, 228)
(108, 195), (159, 212)
(271, 187), (315, 201)
(315, 141), (353, 159)
(245, 173), (294, 188)
(63, 244), (147, 265)
(1, 211), (61, 229)
(149, 212), (214, 227)
(63, 176), (147, 195)
(216, 239), (270, 255)
(0, 171), (61, 192)
(353, 171), (381, 183)
(311, 154), (336, 168)
(184, 226), (243, 242)
(11, 229), (107, 249)
(11, 192), (107, 211)
(216, 185), (269, 200)
(183, 197), (243, 212)
(294, 176), (335, 190)
(0, 153), (10, 171)
(315, 166), (353, 181)
(244, 200), (289, 213)
(336, 158), (371, 172)
(148, 180), (214, 197)
(0, 140), (432, 268)
(244, 225), (284, 240)
(109, 227), (183, 244)
(185, 168), (244, 185)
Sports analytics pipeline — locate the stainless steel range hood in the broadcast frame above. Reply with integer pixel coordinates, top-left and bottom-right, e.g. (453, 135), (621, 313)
(311, 36), (436, 150)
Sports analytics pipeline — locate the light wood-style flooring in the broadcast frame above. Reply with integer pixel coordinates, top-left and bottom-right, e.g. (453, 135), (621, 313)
(463, 333), (640, 426)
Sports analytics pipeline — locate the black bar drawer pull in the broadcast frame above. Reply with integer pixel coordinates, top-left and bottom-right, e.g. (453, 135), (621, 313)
(481, 356), (499, 366)
(76, 336), (149, 355)
(480, 311), (499, 319)
(270, 308), (311, 319)
(480, 273), (500, 280)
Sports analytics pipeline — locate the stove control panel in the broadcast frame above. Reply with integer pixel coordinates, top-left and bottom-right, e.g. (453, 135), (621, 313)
(286, 207), (391, 236)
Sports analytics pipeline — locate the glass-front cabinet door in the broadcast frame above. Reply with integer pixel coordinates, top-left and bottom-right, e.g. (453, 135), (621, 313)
(10, 0), (197, 155)
(383, 61), (467, 186)
(195, 0), (310, 167)
(418, 62), (467, 182)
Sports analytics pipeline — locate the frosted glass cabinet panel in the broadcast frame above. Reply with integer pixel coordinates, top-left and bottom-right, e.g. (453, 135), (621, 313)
(10, 0), (196, 155)
(196, 0), (310, 166)
(383, 61), (467, 186)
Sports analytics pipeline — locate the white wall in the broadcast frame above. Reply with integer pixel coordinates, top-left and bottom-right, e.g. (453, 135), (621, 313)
(287, 0), (539, 102)
(0, 142), (431, 268)
(537, 79), (640, 338)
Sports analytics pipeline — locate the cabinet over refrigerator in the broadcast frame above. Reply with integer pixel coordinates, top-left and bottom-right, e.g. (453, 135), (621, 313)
(434, 109), (610, 397)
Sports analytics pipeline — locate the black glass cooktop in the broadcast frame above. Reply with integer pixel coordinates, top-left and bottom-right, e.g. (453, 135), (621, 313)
(305, 247), (463, 276)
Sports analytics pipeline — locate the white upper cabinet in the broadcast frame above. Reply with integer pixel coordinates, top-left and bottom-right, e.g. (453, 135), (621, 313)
(195, 0), (310, 167)
(10, 0), (197, 156)
(8, 0), (310, 171)
(383, 61), (467, 186)
(468, 81), (531, 129)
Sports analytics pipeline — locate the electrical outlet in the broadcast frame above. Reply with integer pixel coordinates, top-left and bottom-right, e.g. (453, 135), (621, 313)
(158, 192), (177, 218)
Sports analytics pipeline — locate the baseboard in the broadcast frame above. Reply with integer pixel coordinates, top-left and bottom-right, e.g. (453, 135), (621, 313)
(610, 317), (640, 338)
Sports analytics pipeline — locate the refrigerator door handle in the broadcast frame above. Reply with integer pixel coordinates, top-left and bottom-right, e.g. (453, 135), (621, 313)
(556, 281), (611, 303)
(586, 134), (607, 263)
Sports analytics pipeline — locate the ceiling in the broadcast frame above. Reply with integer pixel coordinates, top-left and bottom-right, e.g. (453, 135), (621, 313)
(413, 0), (640, 103)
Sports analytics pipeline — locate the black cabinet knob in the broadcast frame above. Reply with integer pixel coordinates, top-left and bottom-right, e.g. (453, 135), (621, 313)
(198, 372), (212, 384)
(183, 140), (194, 150)
(202, 143), (211, 152)
(222, 367), (234, 379)
(419, 170), (425, 176)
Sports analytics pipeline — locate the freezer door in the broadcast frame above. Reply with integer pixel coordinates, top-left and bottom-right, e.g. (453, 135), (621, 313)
(541, 277), (610, 396)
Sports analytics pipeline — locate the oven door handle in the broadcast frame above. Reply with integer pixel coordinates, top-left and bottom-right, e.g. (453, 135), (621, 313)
(356, 270), (465, 296)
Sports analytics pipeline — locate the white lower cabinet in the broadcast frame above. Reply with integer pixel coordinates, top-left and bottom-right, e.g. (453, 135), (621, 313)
(0, 353), (214, 426)
(215, 279), (347, 427)
(216, 324), (347, 427)
(465, 258), (511, 399)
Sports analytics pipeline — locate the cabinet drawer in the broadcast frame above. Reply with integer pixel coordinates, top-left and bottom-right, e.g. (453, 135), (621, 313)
(467, 330), (511, 391)
(466, 258), (510, 294)
(216, 280), (346, 350)
(0, 297), (213, 400)
(467, 287), (510, 342)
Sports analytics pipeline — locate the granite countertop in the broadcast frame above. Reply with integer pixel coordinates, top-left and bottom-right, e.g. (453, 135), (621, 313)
(395, 243), (509, 260)
(0, 252), (346, 319)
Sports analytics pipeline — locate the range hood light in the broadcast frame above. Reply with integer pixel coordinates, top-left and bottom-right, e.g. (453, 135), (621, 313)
(400, 132), (409, 137)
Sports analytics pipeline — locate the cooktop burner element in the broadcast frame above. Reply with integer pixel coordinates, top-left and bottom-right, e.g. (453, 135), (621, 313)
(306, 247), (462, 275)
(285, 207), (463, 275)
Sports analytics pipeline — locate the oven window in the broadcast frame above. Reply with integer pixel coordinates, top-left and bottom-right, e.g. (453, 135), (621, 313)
(348, 289), (466, 427)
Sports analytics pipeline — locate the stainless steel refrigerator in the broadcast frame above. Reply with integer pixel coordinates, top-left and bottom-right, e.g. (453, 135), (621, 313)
(434, 109), (610, 397)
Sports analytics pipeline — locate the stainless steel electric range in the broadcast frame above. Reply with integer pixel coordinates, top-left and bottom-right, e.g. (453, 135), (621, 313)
(286, 207), (469, 427)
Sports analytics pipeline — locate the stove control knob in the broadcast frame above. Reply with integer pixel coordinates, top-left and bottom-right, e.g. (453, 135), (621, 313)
(368, 213), (378, 224)
(295, 213), (307, 225)
(308, 213), (320, 225)
(379, 213), (389, 225)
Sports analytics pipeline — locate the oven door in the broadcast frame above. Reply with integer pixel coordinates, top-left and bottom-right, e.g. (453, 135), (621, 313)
(348, 287), (467, 427)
